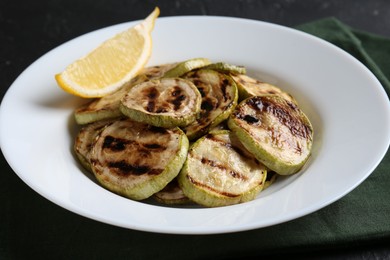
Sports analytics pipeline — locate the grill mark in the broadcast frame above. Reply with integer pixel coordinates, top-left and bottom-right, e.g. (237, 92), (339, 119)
(201, 98), (215, 112)
(171, 86), (181, 97)
(204, 134), (258, 164)
(102, 135), (167, 155)
(199, 157), (249, 181)
(246, 96), (312, 139)
(146, 101), (155, 112)
(144, 86), (159, 99)
(148, 125), (169, 134)
(103, 135), (131, 151)
(197, 86), (206, 97)
(107, 160), (162, 176)
(144, 143), (163, 149)
(142, 87), (159, 112)
(242, 115), (259, 124)
(187, 175), (240, 197)
(220, 78), (230, 102)
(187, 71), (234, 128)
(169, 86), (186, 110)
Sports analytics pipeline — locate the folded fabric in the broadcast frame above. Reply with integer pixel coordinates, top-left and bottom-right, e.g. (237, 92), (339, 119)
(296, 17), (390, 95)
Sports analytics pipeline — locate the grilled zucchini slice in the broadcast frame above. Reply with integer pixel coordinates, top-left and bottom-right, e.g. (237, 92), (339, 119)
(162, 58), (211, 78)
(178, 130), (267, 207)
(182, 69), (238, 140)
(228, 95), (313, 175)
(120, 78), (202, 128)
(232, 74), (296, 104)
(74, 63), (176, 125)
(153, 177), (191, 205)
(74, 119), (114, 171)
(74, 75), (147, 125)
(202, 62), (246, 75)
(90, 119), (189, 200)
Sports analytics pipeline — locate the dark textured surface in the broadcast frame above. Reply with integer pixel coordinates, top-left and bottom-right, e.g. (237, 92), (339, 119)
(1, 0), (390, 259)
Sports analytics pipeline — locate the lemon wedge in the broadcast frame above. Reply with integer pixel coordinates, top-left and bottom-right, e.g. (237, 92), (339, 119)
(55, 7), (159, 98)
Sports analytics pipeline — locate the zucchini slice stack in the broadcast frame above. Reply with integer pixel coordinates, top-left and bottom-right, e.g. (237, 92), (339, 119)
(153, 177), (191, 205)
(73, 58), (313, 207)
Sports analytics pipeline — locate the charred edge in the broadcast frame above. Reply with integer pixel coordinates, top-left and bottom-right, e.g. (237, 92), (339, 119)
(108, 160), (162, 176)
(200, 157), (249, 181)
(246, 97), (312, 139)
(187, 175), (239, 198)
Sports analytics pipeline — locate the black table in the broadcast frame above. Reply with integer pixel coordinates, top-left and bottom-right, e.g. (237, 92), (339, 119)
(1, 0), (390, 259)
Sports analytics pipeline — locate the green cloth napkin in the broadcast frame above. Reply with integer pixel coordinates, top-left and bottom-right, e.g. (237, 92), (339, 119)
(297, 17), (390, 95)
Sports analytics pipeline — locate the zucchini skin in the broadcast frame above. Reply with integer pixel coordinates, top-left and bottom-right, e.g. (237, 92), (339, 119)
(90, 120), (189, 200)
(228, 95), (313, 175)
(74, 119), (114, 171)
(74, 64), (176, 125)
(74, 75), (148, 125)
(202, 62), (246, 75)
(120, 78), (202, 128)
(162, 58), (211, 78)
(153, 177), (192, 205)
(232, 74), (297, 104)
(178, 130), (267, 207)
(183, 69), (238, 140)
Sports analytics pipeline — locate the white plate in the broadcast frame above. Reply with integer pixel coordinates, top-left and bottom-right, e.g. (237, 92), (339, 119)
(1, 16), (390, 234)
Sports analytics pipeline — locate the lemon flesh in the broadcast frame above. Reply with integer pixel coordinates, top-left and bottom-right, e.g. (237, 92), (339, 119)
(55, 7), (159, 98)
